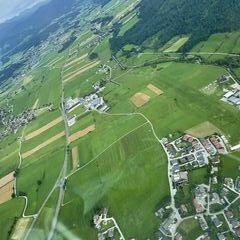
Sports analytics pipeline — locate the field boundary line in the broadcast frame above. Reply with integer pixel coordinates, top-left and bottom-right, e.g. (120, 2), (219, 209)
(22, 131), (65, 159)
(25, 116), (63, 140)
(67, 121), (148, 178)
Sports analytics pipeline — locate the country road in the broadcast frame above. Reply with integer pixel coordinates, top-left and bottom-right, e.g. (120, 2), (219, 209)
(47, 58), (70, 240)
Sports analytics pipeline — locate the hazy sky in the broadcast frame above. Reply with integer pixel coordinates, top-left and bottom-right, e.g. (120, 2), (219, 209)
(0, 0), (47, 23)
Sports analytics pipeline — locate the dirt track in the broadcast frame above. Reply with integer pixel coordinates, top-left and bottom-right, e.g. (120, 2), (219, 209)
(69, 125), (95, 143)
(64, 61), (100, 84)
(130, 92), (150, 108)
(22, 131), (65, 159)
(147, 84), (164, 95)
(25, 116), (63, 140)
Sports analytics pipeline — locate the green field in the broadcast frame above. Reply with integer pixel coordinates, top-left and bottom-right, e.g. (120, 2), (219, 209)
(1, 0), (240, 239)
(177, 218), (203, 239)
(191, 32), (240, 61)
(25, 110), (62, 135)
(10, 66), (62, 115)
(0, 199), (25, 240)
(58, 122), (169, 239)
(219, 152), (240, 179)
(101, 62), (240, 144)
(17, 144), (65, 214)
(118, 14), (139, 37)
(0, 133), (20, 177)
(22, 121), (65, 153)
(164, 36), (189, 53)
(27, 189), (60, 240)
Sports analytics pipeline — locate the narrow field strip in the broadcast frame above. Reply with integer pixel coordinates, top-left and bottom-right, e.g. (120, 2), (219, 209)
(25, 116), (63, 140)
(0, 182), (14, 204)
(0, 171), (14, 187)
(67, 121), (148, 178)
(63, 61), (100, 84)
(48, 56), (64, 67)
(63, 59), (85, 73)
(22, 131), (65, 159)
(69, 124), (96, 143)
(64, 53), (88, 68)
(11, 218), (31, 240)
(63, 61), (95, 79)
(147, 84), (164, 95)
(71, 146), (79, 170)
(0, 171), (15, 204)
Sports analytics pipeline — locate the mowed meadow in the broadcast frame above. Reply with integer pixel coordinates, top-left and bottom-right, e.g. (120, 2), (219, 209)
(101, 62), (240, 144)
(57, 123), (169, 239)
(0, 0), (240, 236)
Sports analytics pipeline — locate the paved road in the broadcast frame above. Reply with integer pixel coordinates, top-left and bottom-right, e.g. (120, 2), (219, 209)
(47, 63), (70, 240)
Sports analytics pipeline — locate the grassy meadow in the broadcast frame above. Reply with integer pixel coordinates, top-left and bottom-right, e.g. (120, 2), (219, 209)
(58, 124), (169, 239)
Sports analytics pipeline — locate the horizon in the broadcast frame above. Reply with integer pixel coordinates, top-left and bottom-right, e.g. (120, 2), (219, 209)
(0, 0), (48, 23)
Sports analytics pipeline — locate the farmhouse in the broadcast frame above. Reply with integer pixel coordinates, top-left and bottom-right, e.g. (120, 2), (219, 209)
(193, 198), (205, 213)
(159, 213), (176, 235)
(81, 93), (109, 111)
(198, 216), (208, 231)
(67, 115), (77, 127)
(211, 216), (223, 228)
(65, 97), (80, 112)
(217, 233), (226, 240)
(221, 88), (240, 107)
(171, 171), (188, 188)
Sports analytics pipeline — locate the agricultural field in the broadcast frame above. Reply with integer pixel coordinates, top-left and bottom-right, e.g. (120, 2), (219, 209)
(57, 123), (169, 239)
(17, 145), (65, 214)
(163, 36), (189, 53)
(0, 0), (240, 239)
(101, 62), (240, 144)
(27, 189), (60, 240)
(191, 32), (240, 61)
(0, 199), (25, 240)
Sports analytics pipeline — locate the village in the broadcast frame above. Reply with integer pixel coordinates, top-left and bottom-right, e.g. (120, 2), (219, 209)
(0, 104), (35, 140)
(155, 132), (240, 240)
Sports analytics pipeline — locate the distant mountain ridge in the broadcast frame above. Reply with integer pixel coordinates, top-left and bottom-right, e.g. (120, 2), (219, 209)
(0, 0), (109, 58)
(0, 0), (50, 24)
(110, 0), (240, 53)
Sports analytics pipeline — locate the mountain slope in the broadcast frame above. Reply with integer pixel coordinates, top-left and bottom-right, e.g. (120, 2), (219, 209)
(110, 0), (240, 53)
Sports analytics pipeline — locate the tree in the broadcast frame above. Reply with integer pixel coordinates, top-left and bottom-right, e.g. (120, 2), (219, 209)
(89, 52), (99, 60)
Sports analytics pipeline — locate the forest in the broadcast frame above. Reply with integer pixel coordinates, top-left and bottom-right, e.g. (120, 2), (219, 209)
(110, 0), (240, 53)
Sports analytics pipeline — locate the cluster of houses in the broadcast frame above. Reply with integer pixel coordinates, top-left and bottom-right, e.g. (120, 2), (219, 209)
(162, 132), (228, 190)
(157, 130), (240, 239)
(224, 209), (240, 237)
(0, 106), (35, 140)
(193, 185), (208, 213)
(93, 208), (124, 240)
